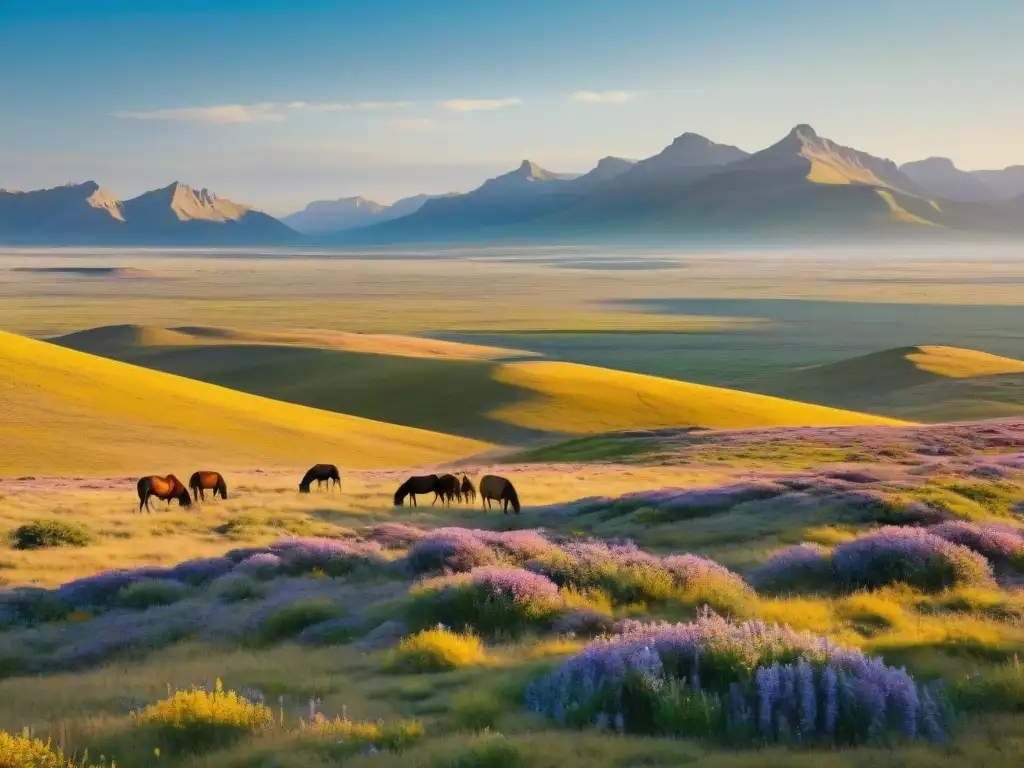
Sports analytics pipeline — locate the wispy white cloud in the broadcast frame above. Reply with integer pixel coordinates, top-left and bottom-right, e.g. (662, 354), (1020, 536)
(440, 97), (522, 112)
(113, 103), (286, 125)
(568, 90), (633, 105)
(114, 100), (412, 124)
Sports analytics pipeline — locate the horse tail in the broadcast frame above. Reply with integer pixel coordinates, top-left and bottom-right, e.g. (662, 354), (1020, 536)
(217, 476), (228, 499)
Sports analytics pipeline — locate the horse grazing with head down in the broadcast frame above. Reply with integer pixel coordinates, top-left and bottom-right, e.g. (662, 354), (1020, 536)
(433, 474), (460, 506)
(479, 474), (520, 515)
(189, 471), (228, 502)
(299, 464), (341, 493)
(393, 474), (440, 507)
(459, 475), (476, 505)
(137, 475), (192, 513)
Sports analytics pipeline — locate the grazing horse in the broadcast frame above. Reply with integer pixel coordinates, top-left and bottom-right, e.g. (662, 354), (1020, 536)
(137, 475), (192, 513)
(479, 475), (521, 515)
(299, 464), (341, 493)
(460, 475), (476, 505)
(393, 474), (440, 507)
(189, 471), (228, 502)
(433, 474), (460, 506)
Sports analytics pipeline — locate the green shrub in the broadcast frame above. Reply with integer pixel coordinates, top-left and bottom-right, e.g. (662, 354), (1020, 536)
(12, 521), (92, 550)
(451, 690), (503, 731)
(448, 734), (528, 768)
(215, 576), (266, 603)
(256, 599), (342, 645)
(387, 627), (486, 672)
(132, 678), (272, 752)
(952, 658), (1024, 712)
(116, 580), (187, 609)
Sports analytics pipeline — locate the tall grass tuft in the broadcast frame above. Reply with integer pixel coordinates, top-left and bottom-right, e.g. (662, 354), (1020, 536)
(299, 714), (424, 750)
(12, 521), (93, 550)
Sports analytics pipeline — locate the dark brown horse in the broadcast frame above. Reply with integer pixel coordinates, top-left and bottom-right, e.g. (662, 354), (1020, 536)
(479, 474), (520, 515)
(459, 475), (476, 504)
(433, 474), (460, 506)
(137, 475), (192, 513)
(394, 474), (440, 507)
(299, 464), (341, 493)
(189, 471), (228, 502)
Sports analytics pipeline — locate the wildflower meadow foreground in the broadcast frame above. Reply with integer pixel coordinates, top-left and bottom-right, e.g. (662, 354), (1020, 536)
(0, 421), (1022, 766)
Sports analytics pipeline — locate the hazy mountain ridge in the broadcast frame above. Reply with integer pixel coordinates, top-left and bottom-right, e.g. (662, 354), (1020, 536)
(5, 124), (1024, 245)
(0, 181), (296, 245)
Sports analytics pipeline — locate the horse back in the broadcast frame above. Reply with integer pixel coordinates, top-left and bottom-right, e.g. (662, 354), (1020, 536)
(480, 474), (510, 499)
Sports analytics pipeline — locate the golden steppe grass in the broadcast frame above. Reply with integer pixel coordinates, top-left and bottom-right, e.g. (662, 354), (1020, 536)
(0, 330), (487, 476)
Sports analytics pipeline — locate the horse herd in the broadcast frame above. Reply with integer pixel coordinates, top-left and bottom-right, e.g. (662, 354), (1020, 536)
(136, 463), (522, 515)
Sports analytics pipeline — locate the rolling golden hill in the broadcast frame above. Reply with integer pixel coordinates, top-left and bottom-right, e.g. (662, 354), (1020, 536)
(0, 330), (487, 476)
(488, 362), (909, 434)
(752, 345), (1024, 422)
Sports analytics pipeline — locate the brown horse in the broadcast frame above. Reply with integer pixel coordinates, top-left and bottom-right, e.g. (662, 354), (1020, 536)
(393, 474), (440, 507)
(299, 464), (341, 493)
(433, 474), (460, 506)
(189, 471), (228, 502)
(459, 475), (476, 504)
(479, 475), (520, 515)
(137, 475), (192, 513)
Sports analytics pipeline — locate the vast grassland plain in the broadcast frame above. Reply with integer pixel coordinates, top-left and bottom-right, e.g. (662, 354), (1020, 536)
(0, 245), (1023, 767)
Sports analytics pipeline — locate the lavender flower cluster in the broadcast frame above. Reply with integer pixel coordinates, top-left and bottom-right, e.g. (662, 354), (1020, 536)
(403, 527), (556, 575)
(832, 526), (993, 591)
(525, 611), (950, 745)
(750, 544), (834, 594)
(269, 537), (385, 576)
(927, 521), (1024, 568)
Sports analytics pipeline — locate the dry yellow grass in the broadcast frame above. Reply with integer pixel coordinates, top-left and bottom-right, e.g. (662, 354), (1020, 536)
(57, 324), (531, 361)
(0, 330), (487, 475)
(488, 361), (907, 434)
(906, 345), (1024, 378)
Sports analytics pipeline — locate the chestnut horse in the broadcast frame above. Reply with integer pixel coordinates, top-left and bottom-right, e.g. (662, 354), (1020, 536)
(479, 475), (520, 515)
(189, 471), (228, 502)
(137, 475), (192, 513)
(459, 475), (476, 504)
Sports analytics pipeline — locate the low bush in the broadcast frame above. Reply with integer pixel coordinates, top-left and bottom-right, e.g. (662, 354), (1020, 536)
(448, 733), (528, 768)
(750, 544), (834, 595)
(406, 530), (499, 575)
(269, 538), (384, 577)
(928, 521), (1024, 569)
(387, 626), (486, 672)
(256, 599), (343, 645)
(951, 658), (1024, 712)
(525, 610), (951, 745)
(233, 553), (283, 579)
(0, 729), (100, 767)
(408, 567), (563, 638)
(451, 689), (503, 731)
(832, 527), (994, 592)
(299, 714), (424, 750)
(116, 579), (188, 609)
(214, 575), (267, 603)
(11, 520), (92, 550)
(0, 588), (72, 627)
(132, 678), (272, 752)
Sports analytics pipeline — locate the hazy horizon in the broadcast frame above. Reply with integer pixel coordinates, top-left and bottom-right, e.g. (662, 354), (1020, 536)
(2, 1), (1023, 214)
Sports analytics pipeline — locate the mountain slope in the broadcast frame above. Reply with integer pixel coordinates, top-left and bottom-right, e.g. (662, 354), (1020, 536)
(283, 192), (458, 235)
(0, 330), (486, 475)
(900, 158), (996, 202)
(751, 346), (1024, 422)
(0, 182), (126, 240)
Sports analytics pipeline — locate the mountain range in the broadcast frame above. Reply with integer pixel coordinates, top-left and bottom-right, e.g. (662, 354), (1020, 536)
(0, 181), (295, 244)
(4, 125), (1024, 246)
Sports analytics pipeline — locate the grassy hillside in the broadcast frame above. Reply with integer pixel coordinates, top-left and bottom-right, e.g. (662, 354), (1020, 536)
(753, 345), (1024, 422)
(49, 326), (905, 443)
(0, 330), (487, 476)
(488, 361), (907, 433)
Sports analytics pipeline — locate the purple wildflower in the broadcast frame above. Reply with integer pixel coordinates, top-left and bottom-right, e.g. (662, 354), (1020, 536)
(270, 537), (384, 576)
(234, 553), (283, 578)
(366, 522), (426, 549)
(750, 544), (833, 594)
(928, 520), (1024, 567)
(405, 530), (497, 575)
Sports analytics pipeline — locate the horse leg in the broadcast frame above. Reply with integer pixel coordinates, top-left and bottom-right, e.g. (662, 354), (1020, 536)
(412, 493), (417, 507)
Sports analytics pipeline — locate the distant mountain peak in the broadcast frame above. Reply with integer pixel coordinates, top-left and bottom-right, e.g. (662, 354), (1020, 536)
(515, 160), (551, 179)
(789, 123), (819, 139)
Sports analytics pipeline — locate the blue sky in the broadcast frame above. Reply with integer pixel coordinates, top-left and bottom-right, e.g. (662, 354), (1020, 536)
(1, 0), (1022, 213)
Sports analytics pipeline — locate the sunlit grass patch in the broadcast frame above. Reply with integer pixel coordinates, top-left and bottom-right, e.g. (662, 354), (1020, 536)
(298, 713), (424, 751)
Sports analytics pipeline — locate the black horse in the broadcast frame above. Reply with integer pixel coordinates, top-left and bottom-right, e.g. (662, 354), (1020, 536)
(459, 475), (476, 504)
(433, 474), (460, 506)
(299, 464), (341, 493)
(393, 474), (440, 507)
(479, 474), (521, 515)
